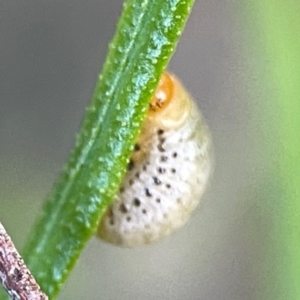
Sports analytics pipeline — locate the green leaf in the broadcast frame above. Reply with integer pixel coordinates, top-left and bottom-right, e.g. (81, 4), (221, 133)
(22, 0), (195, 298)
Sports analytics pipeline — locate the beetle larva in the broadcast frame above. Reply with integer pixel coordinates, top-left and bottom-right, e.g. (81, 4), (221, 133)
(97, 72), (212, 247)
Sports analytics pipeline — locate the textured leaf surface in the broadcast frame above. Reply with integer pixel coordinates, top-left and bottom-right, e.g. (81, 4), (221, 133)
(22, 0), (195, 298)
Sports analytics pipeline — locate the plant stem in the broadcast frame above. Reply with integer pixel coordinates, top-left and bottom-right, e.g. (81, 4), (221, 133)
(0, 222), (48, 300)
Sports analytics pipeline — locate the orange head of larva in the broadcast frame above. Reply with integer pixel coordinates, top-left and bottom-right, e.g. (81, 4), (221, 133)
(149, 72), (174, 113)
(147, 72), (192, 130)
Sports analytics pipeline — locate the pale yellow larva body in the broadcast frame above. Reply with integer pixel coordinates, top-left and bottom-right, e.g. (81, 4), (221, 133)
(97, 73), (212, 247)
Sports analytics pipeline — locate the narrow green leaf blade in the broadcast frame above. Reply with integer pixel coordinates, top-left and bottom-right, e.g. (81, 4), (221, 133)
(22, 0), (195, 298)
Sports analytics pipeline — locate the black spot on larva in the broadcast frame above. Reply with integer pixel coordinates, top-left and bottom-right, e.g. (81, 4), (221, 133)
(173, 152), (178, 158)
(126, 216), (131, 222)
(107, 208), (113, 218)
(153, 177), (161, 185)
(134, 143), (140, 151)
(142, 209), (147, 214)
(161, 155), (168, 162)
(156, 198), (161, 203)
(157, 143), (165, 152)
(119, 186), (125, 193)
(158, 167), (166, 174)
(119, 204), (128, 213)
(133, 198), (141, 207)
(135, 172), (140, 178)
(129, 179), (134, 185)
(127, 159), (134, 171)
(145, 188), (152, 197)
(143, 165), (147, 171)
(107, 208), (115, 225)
(157, 129), (164, 135)
(157, 136), (166, 152)
(166, 184), (171, 189)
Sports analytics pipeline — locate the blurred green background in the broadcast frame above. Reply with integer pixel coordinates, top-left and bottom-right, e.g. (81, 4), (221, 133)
(1, 1), (299, 299)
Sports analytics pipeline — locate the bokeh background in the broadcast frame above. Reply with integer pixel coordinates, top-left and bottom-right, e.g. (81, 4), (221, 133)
(0, 1), (292, 299)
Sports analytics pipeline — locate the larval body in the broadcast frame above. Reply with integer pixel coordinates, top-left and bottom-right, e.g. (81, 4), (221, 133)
(97, 73), (212, 247)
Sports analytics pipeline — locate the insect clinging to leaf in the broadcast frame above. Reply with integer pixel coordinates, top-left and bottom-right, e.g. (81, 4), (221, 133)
(97, 72), (213, 247)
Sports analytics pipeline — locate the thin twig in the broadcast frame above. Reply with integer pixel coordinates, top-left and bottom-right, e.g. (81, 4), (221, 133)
(0, 222), (48, 300)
